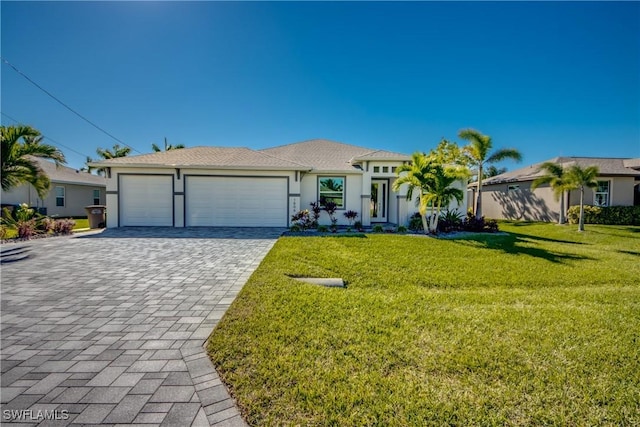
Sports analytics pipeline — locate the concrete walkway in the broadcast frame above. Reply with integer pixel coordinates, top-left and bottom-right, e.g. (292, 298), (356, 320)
(1, 228), (282, 426)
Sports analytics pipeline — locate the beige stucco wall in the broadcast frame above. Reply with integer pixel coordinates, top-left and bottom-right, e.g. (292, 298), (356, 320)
(1, 182), (106, 217)
(481, 175), (637, 221)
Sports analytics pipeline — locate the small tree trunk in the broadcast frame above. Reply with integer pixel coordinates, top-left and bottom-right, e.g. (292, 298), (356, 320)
(475, 163), (483, 219)
(558, 191), (565, 225)
(421, 214), (429, 235)
(578, 186), (585, 232)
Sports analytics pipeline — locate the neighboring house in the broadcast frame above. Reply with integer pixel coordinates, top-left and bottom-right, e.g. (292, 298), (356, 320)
(0, 157), (107, 217)
(472, 157), (640, 221)
(89, 139), (468, 228)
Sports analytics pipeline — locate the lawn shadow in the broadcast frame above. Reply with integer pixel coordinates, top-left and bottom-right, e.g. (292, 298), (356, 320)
(451, 233), (593, 264)
(618, 250), (640, 257)
(0, 246), (31, 264)
(75, 227), (285, 240)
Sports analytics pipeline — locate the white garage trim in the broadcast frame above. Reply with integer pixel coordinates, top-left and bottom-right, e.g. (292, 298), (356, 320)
(185, 175), (288, 227)
(119, 174), (174, 226)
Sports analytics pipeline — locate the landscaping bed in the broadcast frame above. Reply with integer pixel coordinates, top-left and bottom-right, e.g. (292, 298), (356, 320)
(208, 222), (640, 426)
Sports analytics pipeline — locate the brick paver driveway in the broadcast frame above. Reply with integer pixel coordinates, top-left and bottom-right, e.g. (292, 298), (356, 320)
(1, 227), (282, 426)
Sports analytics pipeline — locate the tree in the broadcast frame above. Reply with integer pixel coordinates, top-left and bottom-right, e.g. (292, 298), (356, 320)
(459, 129), (522, 219)
(531, 162), (571, 225)
(152, 137), (185, 152)
(484, 165), (507, 179)
(1, 125), (66, 199)
(393, 146), (466, 234)
(566, 164), (599, 232)
(86, 144), (131, 175)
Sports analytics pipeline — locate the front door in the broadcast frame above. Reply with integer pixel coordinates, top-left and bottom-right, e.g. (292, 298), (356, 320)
(370, 180), (388, 222)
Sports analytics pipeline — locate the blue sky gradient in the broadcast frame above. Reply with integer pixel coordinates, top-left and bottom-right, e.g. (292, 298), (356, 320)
(2, 1), (639, 170)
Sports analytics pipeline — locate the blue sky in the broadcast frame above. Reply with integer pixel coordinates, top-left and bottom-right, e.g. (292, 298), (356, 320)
(2, 1), (639, 171)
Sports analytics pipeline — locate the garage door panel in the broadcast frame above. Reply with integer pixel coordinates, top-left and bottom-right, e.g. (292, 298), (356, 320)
(120, 175), (173, 226)
(186, 176), (287, 227)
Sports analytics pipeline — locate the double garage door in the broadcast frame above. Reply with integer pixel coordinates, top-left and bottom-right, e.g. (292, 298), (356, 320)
(119, 175), (287, 227)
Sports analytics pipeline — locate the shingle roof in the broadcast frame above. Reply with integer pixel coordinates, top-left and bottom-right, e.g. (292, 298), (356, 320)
(88, 147), (311, 170)
(260, 139), (410, 171)
(31, 157), (106, 186)
(482, 157), (640, 185)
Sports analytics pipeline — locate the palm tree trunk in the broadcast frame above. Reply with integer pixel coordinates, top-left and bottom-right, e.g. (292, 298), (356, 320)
(559, 191), (565, 225)
(578, 186), (585, 232)
(420, 214), (429, 235)
(475, 163), (483, 219)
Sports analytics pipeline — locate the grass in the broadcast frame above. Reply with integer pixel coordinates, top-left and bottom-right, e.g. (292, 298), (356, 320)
(208, 222), (640, 426)
(2, 218), (90, 240)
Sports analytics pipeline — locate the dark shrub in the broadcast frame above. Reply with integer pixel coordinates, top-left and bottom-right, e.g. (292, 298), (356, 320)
(408, 212), (423, 231)
(438, 209), (464, 233)
(462, 212), (499, 233)
(567, 205), (640, 225)
(54, 219), (76, 235)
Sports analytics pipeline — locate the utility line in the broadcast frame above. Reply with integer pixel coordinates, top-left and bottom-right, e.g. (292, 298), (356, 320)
(1, 112), (94, 160)
(1, 57), (141, 154)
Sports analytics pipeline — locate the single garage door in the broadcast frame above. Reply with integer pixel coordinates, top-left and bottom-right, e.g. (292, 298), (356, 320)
(120, 175), (173, 226)
(186, 176), (287, 227)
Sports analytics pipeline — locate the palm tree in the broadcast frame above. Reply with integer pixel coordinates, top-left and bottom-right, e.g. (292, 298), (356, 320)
(393, 152), (465, 234)
(86, 144), (131, 175)
(531, 162), (571, 225)
(459, 129), (522, 219)
(152, 137), (185, 152)
(566, 164), (599, 232)
(1, 125), (66, 198)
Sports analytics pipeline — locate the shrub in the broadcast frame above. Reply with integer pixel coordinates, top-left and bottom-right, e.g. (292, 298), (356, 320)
(462, 212), (499, 233)
(1, 204), (43, 240)
(39, 217), (56, 234)
(344, 210), (358, 226)
(0, 225), (6, 240)
(54, 219), (76, 235)
(438, 209), (464, 233)
(567, 205), (640, 225)
(291, 210), (313, 231)
(354, 220), (363, 231)
(408, 212), (423, 231)
(372, 225), (384, 233)
(309, 202), (322, 228)
(397, 225), (408, 233)
(289, 224), (301, 232)
(317, 225), (329, 233)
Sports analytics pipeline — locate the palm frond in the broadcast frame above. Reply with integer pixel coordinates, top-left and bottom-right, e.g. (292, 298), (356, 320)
(486, 148), (522, 164)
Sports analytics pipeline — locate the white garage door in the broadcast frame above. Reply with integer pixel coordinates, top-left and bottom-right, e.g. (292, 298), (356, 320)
(120, 175), (173, 226)
(186, 176), (287, 227)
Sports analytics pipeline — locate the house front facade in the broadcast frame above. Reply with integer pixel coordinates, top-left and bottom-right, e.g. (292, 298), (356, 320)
(91, 139), (468, 228)
(474, 157), (640, 222)
(0, 157), (107, 217)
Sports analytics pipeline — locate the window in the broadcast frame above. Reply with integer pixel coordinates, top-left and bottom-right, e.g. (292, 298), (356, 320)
(594, 181), (610, 207)
(382, 166), (389, 173)
(55, 186), (65, 207)
(318, 177), (345, 208)
(373, 166), (380, 173)
(93, 189), (101, 205)
(391, 167), (397, 173)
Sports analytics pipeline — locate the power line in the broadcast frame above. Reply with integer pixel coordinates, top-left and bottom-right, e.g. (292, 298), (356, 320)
(1, 56), (141, 154)
(1, 112), (94, 160)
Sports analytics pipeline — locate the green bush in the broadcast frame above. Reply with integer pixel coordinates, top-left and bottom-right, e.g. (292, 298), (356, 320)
(567, 205), (640, 225)
(408, 212), (423, 231)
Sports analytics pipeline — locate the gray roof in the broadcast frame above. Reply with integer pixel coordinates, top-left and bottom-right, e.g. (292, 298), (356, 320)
(32, 157), (106, 187)
(482, 156), (640, 185)
(89, 140), (410, 173)
(88, 146), (311, 171)
(260, 139), (410, 172)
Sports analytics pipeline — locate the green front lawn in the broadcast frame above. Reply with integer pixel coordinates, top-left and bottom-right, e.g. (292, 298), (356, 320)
(208, 223), (640, 426)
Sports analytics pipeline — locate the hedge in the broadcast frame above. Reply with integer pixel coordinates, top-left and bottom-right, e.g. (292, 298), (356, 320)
(567, 205), (640, 225)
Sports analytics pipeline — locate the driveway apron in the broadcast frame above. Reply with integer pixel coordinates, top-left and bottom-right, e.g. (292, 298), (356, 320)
(1, 227), (282, 426)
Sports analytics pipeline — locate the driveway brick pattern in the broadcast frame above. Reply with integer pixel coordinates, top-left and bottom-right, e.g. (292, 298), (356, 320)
(1, 228), (281, 426)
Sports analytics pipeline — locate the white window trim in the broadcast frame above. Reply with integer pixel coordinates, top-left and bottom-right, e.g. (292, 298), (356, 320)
(594, 180), (610, 207)
(55, 186), (65, 207)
